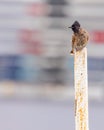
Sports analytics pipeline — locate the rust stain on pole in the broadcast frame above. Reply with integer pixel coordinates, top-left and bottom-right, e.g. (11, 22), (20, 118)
(74, 48), (89, 130)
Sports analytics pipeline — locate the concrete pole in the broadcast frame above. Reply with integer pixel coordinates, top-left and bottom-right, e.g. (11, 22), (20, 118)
(74, 48), (89, 130)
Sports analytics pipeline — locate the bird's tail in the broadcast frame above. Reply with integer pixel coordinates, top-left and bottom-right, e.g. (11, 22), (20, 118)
(70, 50), (74, 55)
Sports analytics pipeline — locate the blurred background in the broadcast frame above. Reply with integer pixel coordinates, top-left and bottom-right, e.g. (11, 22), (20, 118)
(0, 0), (104, 130)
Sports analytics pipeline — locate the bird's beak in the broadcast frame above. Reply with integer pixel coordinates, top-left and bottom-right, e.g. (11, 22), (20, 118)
(68, 26), (72, 28)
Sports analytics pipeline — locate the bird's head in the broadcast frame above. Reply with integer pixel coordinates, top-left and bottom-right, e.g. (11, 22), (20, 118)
(68, 21), (80, 33)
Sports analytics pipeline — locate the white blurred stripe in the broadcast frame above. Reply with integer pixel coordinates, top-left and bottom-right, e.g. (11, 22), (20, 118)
(71, 5), (104, 17)
(0, 82), (103, 101)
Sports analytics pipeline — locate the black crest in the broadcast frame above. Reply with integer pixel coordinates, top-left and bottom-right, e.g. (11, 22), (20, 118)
(68, 21), (81, 33)
(72, 21), (80, 28)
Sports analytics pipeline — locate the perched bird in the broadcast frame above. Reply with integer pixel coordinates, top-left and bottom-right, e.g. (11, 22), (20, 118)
(68, 21), (89, 55)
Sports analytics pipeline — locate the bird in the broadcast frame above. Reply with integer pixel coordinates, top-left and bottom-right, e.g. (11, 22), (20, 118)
(68, 21), (89, 55)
